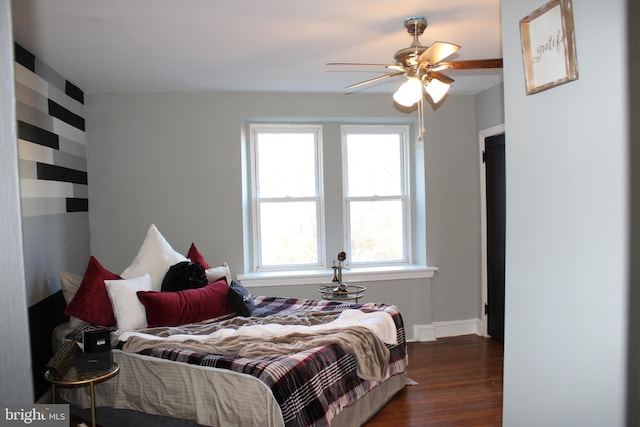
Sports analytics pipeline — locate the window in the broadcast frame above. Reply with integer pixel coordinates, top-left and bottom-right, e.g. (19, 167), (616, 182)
(249, 124), (324, 271)
(342, 126), (410, 265)
(247, 123), (412, 273)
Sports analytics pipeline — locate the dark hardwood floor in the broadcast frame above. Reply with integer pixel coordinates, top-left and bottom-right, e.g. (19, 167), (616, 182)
(366, 335), (504, 427)
(70, 335), (502, 427)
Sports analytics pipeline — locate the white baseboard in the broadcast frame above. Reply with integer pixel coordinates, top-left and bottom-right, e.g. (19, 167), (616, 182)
(412, 318), (482, 342)
(412, 324), (436, 341)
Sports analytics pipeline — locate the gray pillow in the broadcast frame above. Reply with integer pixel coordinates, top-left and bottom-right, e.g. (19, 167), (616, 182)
(227, 280), (255, 317)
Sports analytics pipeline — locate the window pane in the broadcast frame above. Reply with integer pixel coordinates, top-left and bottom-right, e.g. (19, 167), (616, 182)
(259, 201), (318, 266)
(346, 134), (402, 196)
(257, 133), (316, 197)
(349, 200), (404, 262)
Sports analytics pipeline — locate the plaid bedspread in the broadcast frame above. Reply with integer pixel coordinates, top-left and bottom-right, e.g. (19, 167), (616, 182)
(114, 296), (408, 427)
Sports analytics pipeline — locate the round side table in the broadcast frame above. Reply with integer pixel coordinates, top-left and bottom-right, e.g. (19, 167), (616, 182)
(319, 284), (366, 303)
(45, 362), (119, 427)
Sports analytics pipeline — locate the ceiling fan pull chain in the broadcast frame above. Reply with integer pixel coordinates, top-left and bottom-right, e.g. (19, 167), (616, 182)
(418, 96), (426, 141)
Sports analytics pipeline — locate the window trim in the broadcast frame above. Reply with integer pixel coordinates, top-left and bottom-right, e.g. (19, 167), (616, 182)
(245, 120), (426, 277)
(341, 124), (412, 267)
(249, 123), (326, 272)
(237, 264), (437, 287)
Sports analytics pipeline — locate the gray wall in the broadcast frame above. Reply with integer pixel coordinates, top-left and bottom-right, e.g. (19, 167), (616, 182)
(475, 82), (504, 131)
(501, 0), (629, 425)
(424, 94), (483, 322)
(86, 91), (483, 339)
(0, 0), (32, 403)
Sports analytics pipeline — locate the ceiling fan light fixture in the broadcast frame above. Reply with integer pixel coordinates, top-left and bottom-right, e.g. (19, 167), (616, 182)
(425, 78), (451, 104)
(393, 77), (423, 107)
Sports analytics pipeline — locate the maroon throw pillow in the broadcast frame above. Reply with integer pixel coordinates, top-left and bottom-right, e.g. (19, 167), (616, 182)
(137, 278), (233, 327)
(186, 243), (211, 269)
(64, 256), (120, 326)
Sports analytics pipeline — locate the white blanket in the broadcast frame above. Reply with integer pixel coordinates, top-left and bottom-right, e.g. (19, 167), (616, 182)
(119, 309), (397, 345)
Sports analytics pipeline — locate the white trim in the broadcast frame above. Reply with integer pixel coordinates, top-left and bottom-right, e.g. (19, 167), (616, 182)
(478, 123), (505, 337)
(434, 318), (483, 338)
(411, 319), (483, 342)
(248, 124), (325, 271)
(412, 324), (436, 341)
(340, 125), (412, 266)
(238, 264), (436, 287)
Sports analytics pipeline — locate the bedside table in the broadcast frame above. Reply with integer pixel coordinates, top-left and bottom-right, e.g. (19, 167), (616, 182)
(319, 284), (366, 303)
(45, 362), (119, 427)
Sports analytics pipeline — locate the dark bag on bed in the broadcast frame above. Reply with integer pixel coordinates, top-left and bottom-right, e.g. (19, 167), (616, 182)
(161, 261), (208, 292)
(45, 340), (81, 378)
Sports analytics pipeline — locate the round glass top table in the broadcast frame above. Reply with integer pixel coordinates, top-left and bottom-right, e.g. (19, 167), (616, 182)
(319, 284), (366, 303)
(45, 362), (119, 427)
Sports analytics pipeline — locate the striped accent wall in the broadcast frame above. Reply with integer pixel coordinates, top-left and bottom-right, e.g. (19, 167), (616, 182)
(14, 43), (88, 217)
(13, 44), (91, 399)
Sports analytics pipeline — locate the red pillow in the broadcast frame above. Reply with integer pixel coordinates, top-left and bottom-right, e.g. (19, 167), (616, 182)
(64, 256), (120, 326)
(186, 243), (211, 269)
(137, 278), (233, 327)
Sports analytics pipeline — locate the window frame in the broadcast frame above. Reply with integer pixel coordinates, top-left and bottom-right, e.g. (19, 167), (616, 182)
(245, 120), (425, 280)
(248, 123), (326, 272)
(341, 124), (412, 267)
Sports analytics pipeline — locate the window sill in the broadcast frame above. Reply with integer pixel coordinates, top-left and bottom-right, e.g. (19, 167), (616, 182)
(237, 265), (437, 287)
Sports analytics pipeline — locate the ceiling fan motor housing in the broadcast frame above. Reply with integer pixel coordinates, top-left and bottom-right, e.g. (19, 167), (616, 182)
(404, 17), (427, 36)
(394, 17), (428, 68)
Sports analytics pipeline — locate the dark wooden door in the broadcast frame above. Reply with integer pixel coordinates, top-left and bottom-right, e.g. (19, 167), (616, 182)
(485, 133), (506, 344)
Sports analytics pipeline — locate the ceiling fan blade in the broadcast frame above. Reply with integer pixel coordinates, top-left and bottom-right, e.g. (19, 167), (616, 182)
(430, 71), (455, 85)
(346, 71), (405, 89)
(417, 41), (461, 65)
(327, 62), (406, 72)
(327, 62), (394, 67)
(439, 58), (504, 70)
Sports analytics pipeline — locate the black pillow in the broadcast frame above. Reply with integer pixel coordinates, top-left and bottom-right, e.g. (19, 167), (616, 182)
(227, 280), (255, 317)
(161, 261), (207, 292)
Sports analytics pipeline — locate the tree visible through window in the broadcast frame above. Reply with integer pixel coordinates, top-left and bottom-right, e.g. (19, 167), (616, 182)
(251, 125), (323, 269)
(248, 123), (410, 272)
(343, 127), (409, 264)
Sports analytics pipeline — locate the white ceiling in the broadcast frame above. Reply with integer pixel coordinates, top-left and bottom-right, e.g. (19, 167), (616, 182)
(11, 0), (503, 95)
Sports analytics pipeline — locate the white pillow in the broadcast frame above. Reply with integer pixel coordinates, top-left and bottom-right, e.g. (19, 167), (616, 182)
(59, 271), (82, 305)
(205, 262), (232, 286)
(121, 224), (187, 291)
(59, 271), (90, 329)
(105, 273), (152, 332)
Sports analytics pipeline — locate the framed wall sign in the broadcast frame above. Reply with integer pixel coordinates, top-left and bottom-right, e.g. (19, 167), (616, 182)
(519, 0), (579, 95)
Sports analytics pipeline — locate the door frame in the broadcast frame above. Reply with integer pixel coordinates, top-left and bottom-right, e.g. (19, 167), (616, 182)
(479, 123), (505, 337)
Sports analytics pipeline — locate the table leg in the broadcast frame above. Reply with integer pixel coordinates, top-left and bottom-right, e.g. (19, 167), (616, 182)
(90, 381), (96, 427)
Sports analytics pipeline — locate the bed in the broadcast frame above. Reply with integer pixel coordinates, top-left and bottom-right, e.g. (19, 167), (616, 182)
(55, 295), (407, 426)
(53, 225), (408, 426)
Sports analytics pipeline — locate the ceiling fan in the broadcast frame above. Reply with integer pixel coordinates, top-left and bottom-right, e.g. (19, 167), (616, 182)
(328, 17), (503, 107)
